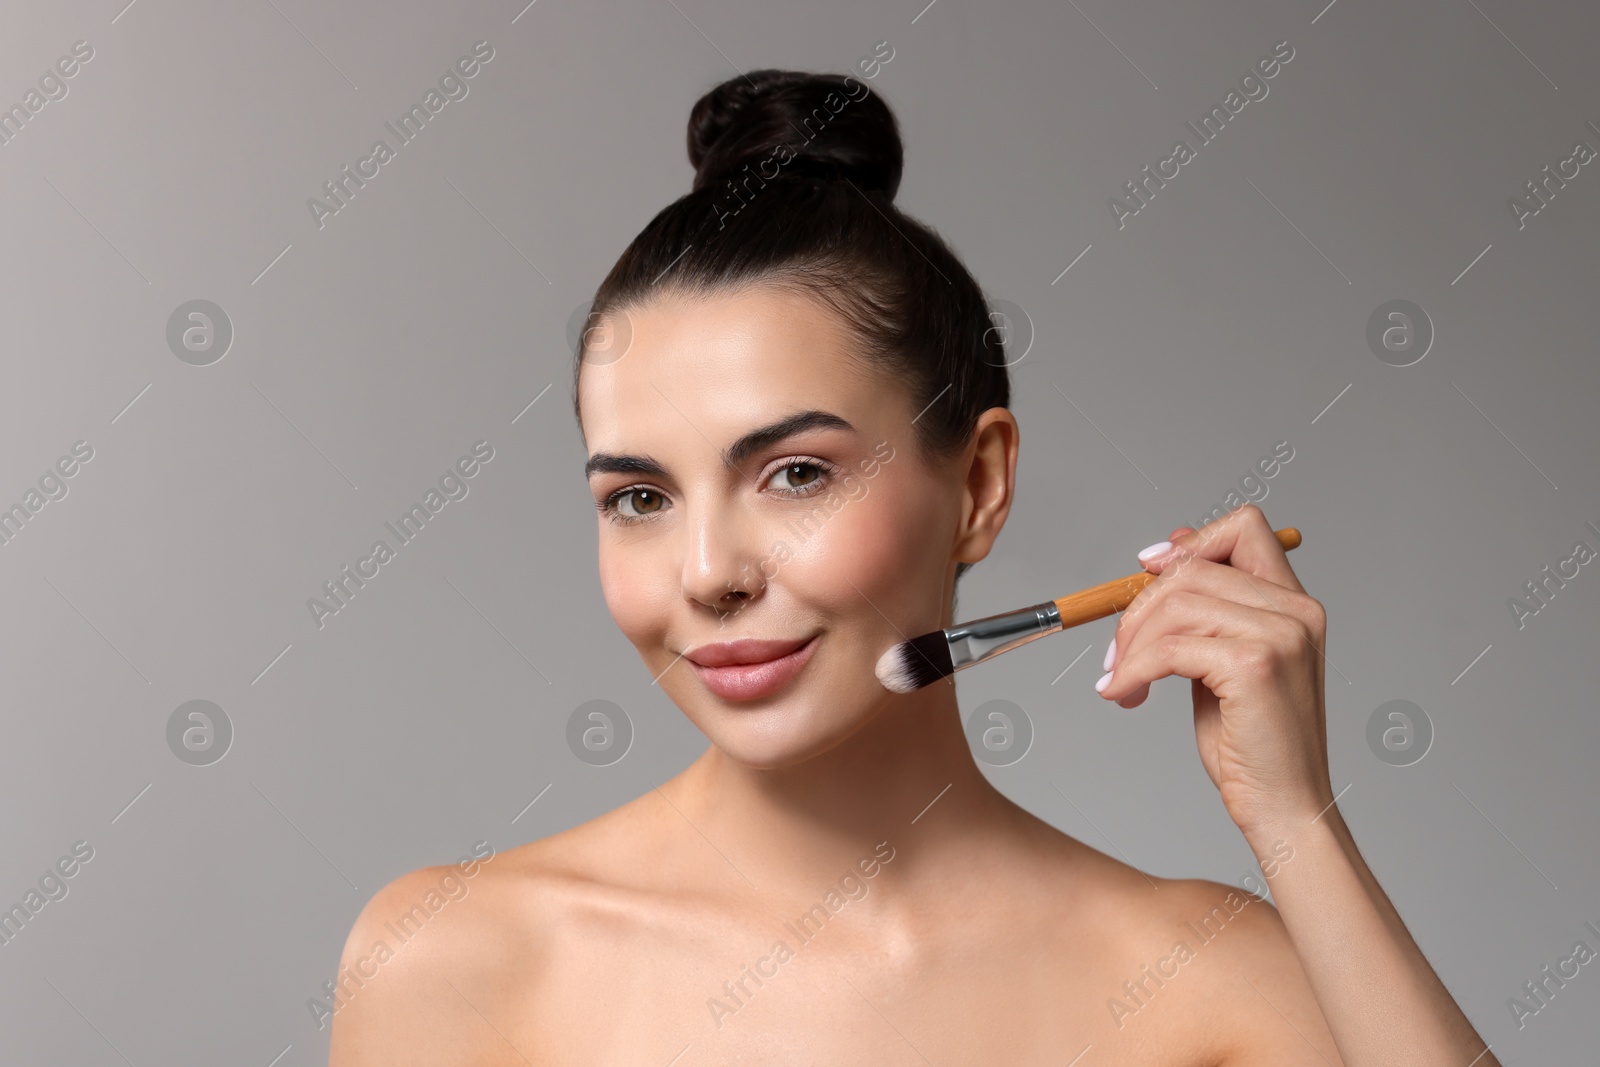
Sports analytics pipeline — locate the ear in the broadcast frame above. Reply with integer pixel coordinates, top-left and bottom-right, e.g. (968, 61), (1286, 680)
(951, 408), (1019, 566)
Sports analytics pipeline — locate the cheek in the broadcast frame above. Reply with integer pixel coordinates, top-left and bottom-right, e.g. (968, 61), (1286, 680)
(780, 477), (950, 625)
(597, 538), (675, 644)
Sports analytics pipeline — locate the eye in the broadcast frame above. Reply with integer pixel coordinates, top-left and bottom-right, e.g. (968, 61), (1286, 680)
(764, 458), (835, 495)
(598, 486), (667, 526)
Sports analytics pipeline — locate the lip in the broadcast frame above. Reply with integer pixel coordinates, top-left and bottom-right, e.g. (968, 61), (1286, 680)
(685, 635), (820, 701)
(685, 636), (813, 667)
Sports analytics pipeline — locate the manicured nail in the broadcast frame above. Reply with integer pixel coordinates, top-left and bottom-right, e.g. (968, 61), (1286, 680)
(1137, 540), (1173, 562)
(1102, 637), (1117, 672)
(1095, 671), (1114, 693)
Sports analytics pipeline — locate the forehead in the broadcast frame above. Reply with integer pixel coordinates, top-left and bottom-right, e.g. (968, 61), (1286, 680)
(578, 285), (888, 448)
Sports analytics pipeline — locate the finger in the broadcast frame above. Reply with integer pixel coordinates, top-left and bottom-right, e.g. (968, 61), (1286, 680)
(1135, 528), (1197, 573)
(1096, 633), (1260, 704)
(1116, 681), (1151, 709)
(1140, 505), (1304, 594)
(1102, 590), (1303, 705)
(1114, 557), (1313, 673)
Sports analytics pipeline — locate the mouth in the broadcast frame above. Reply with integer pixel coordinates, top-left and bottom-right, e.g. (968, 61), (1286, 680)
(685, 634), (821, 702)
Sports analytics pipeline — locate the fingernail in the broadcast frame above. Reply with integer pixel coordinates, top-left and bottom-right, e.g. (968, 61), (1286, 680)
(1095, 671), (1114, 693)
(1102, 637), (1117, 672)
(1137, 540), (1173, 562)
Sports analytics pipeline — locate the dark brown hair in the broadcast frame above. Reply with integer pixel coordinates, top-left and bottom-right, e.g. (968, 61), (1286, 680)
(573, 68), (1011, 589)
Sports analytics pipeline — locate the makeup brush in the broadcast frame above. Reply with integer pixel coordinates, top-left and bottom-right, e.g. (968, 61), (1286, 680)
(875, 526), (1303, 694)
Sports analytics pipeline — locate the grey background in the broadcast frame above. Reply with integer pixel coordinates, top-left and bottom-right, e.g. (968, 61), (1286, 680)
(1, 0), (1596, 1061)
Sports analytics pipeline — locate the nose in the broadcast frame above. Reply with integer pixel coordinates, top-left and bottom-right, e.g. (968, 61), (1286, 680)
(680, 498), (767, 616)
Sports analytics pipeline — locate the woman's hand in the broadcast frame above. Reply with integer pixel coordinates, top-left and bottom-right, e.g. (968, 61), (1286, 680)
(1095, 504), (1335, 842)
(1094, 505), (1503, 1067)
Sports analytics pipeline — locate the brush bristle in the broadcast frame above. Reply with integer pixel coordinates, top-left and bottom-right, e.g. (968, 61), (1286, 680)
(874, 630), (955, 693)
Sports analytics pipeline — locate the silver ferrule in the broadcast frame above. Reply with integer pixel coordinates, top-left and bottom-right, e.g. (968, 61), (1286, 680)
(945, 600), (1062, 672)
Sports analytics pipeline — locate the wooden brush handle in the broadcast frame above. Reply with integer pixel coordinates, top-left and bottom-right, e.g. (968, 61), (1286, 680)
(1052, 527), (1302, 629)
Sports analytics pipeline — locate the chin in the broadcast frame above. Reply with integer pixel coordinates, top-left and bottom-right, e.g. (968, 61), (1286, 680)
(681, 693), (883, 770)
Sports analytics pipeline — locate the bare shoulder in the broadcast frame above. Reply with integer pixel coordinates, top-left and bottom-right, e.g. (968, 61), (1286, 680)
(325, 850), (522, 1065)
(1003, 806), (1340, 1064)
(327, 795), (677, 1065)
(1149, 877), (1345, 1066)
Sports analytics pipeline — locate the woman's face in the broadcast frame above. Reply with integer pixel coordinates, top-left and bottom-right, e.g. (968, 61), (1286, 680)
(578, 284), (963, 768)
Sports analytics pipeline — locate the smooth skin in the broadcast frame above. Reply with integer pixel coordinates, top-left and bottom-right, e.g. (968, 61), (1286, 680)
(329, 284), (1495, 1066)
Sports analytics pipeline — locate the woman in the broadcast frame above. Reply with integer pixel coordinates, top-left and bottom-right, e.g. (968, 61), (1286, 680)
(330, 69), (1498, 1065)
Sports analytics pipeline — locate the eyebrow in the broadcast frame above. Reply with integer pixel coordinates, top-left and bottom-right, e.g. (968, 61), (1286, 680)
(584, 409), (856, 479)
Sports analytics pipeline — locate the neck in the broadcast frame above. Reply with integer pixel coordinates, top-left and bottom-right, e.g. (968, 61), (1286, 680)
(665, 678), (1019, 901)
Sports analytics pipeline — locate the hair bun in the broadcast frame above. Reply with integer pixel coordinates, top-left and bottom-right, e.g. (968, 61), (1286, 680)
(687, 69), (902, 199)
